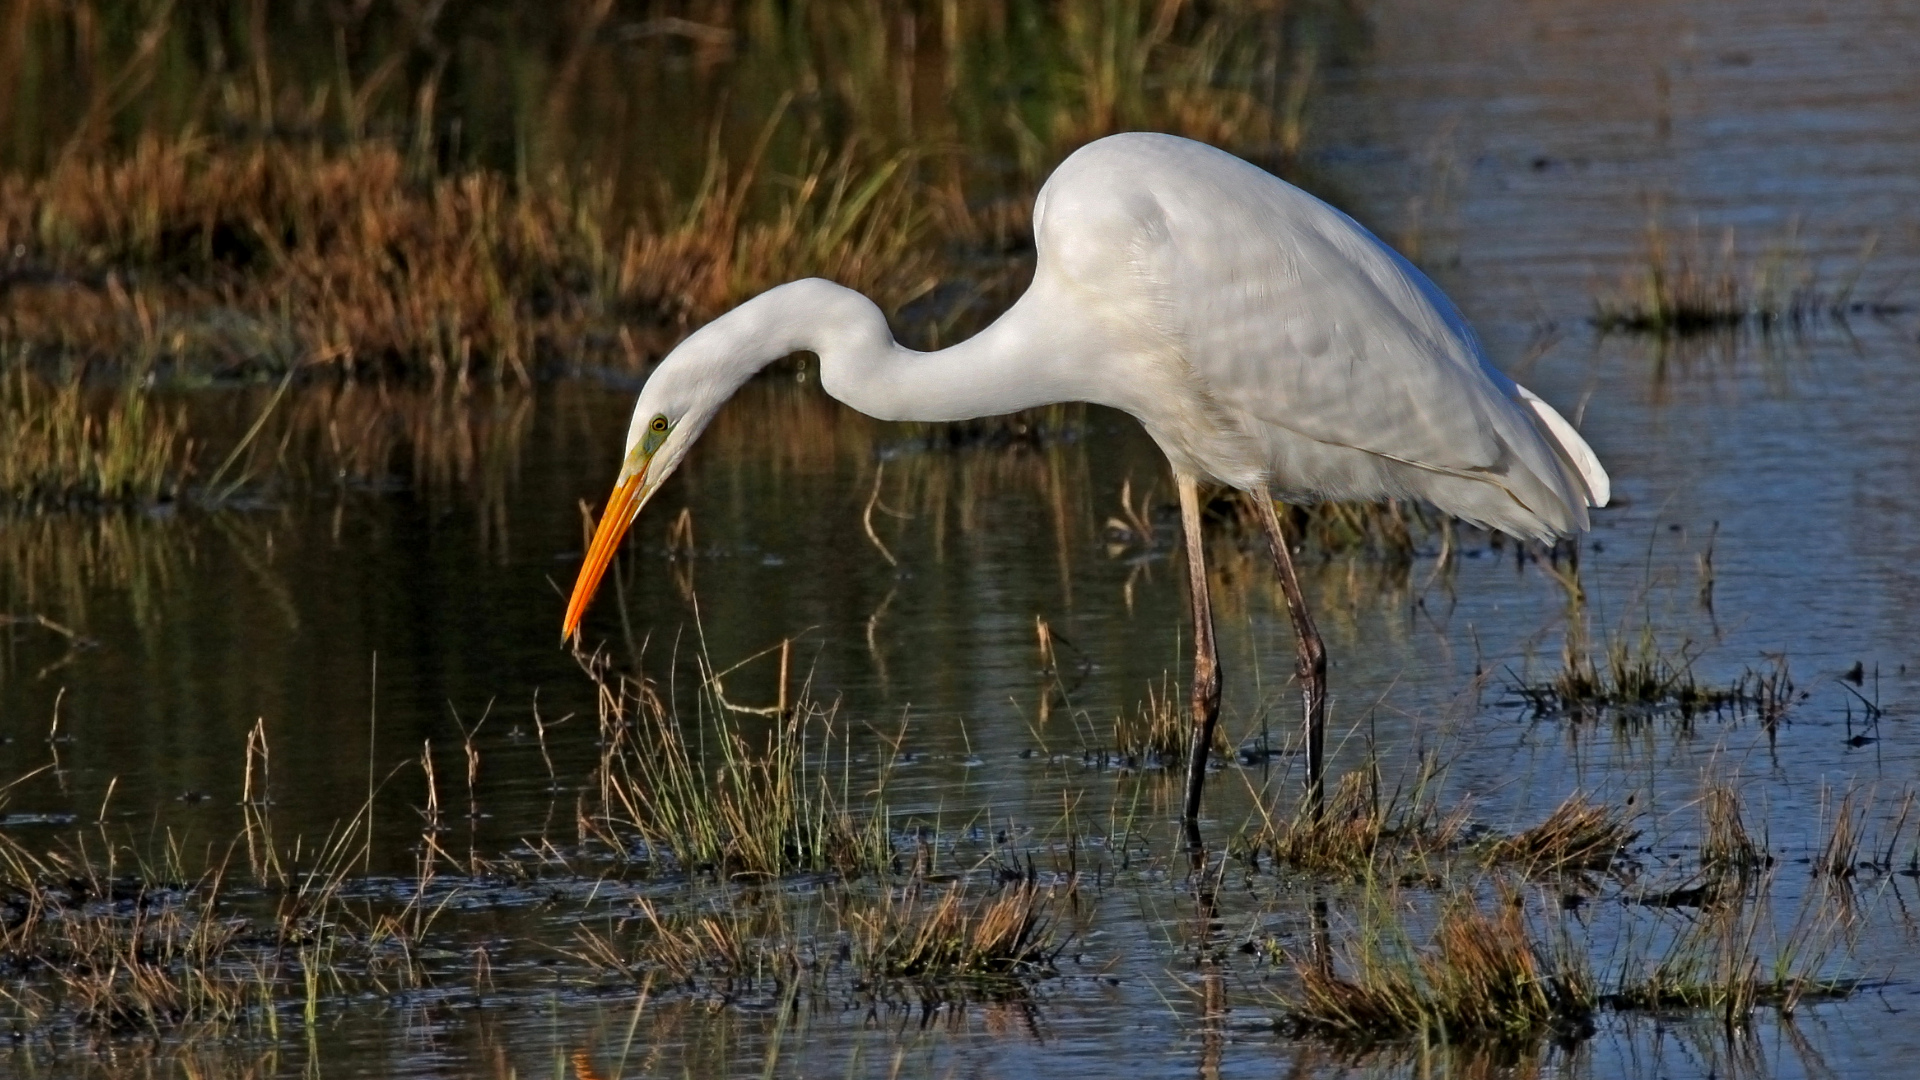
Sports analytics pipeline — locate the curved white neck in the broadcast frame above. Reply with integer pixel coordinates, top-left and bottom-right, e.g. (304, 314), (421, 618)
(673, 278), (1111, 424)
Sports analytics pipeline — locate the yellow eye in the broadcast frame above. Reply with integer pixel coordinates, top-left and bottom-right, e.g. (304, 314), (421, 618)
(649, 416), (669, 433)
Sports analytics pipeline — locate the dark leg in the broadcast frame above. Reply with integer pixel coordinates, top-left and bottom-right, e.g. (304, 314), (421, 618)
(1179, 477), (1222, 843)
(1252, 493), (1329, 819)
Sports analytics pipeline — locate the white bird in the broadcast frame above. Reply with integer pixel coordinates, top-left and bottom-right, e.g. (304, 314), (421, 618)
(562, 132), (1609, 833)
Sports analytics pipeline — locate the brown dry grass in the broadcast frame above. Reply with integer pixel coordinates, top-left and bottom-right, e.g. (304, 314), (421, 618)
(1250, 762), (1466, 877)
(853, 879), (1065, 982)
(1283, 892), (1594, 1045)
(1701, 781), (1766, 877)
(0, 136), (935, 380)
(1485, 794), (1638, 875)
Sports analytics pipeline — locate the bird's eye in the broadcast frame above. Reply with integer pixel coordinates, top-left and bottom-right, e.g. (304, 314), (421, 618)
(649, 415), (669, 433)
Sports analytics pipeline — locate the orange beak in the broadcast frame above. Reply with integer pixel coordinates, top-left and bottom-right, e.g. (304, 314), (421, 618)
(561, 465), (649, 642)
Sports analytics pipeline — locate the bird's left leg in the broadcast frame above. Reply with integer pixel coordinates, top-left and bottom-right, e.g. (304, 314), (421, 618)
(1251, 492), (1329, 820)
(1178, 476), (1223, 842)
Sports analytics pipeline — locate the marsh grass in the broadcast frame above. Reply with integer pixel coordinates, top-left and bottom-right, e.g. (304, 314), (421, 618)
(572, 892), (803, 998)
(0, 816), (374, 1035)
(1515, 625), (1798, 726)
(1281, 890), (1596, 1047)
(0, 368), (189, 508)
(1592, 220), (1890, 336)
(1701, 781), (1768, 878)
(1605, 871), (1852, 1025)
(1109, 675), (1207, 767)
(853, 878), (1067, 985)
(1806, 785), (1916, 880)
(1271, 497), (1435, 563)
(1485, 794), (1638, 875)
(572, 869), (1068, 1006)
(0, 135), (935, 379)
(577, 647), (896, 881)
(1247, 758), (1466, 876)
(0, 0), (1351, 380)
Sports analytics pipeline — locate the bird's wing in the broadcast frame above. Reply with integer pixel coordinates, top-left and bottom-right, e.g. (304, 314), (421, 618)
(1117, 142), (1597, 529)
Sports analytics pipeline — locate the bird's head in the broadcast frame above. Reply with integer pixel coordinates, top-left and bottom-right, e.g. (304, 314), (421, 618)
(559, 278), (885, 641)
(560, 355), (724, 642)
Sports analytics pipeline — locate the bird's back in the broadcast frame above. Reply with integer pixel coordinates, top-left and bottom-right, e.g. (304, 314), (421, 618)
(1031, 133), (1607, 542)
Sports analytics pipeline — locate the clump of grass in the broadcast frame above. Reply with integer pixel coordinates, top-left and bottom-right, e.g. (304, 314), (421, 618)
(854, 879), (1066, 984)
(1701, 781), (1768, 878)
(1248, 760), (1464, 877)
(1281, 893), (1595, 1047)
(1591, 220), (1889, 336)
(1110, 675), (1205, 767)
(0, 368), (188, 508)
(579, 648), (896, 881)
(1814, 787), (1865, 880)
(1515, 626), (1784, 725)
(1606, 873), (1852, 1025)
(572, 893), (803, 999)
(1485, 794), (1638, 875)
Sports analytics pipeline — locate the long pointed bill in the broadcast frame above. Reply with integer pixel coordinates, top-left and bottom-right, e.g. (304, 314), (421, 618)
(562, 465), (651, 641)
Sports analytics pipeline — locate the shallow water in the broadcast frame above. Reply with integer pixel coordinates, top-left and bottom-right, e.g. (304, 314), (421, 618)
(5, 0), (1920, 1076)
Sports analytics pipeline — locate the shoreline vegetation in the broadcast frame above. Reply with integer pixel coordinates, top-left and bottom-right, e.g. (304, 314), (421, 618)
(1, 0), (1354, 508)
(1, 0), (1339, 376)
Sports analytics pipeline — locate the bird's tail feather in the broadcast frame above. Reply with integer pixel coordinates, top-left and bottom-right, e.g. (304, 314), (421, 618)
(1512, 383), (1610, 508)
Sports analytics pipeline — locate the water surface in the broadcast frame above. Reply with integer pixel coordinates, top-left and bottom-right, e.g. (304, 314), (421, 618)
(5, 1), (1920, 1076)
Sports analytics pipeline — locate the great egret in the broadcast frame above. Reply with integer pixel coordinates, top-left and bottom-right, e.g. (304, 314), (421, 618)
(562, 132), (1609, 833)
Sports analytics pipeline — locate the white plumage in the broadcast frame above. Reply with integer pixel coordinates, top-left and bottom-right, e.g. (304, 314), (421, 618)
(1028, 133), (1607, 538)
(564, 131), (1611, 830)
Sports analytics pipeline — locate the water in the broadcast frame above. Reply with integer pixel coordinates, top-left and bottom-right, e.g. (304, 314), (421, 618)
(5, 0), (1920, 1076)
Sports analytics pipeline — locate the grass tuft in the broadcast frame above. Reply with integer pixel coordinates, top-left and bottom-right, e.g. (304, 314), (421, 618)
(1282, 892), (1595, 1046)
(1515, 627), (1798, 726)
(578, 647), (896, 881)
(0, 368), (188, 509)
(1591, 220), (1892, 336)
(1485, 794), (1638, 875)
(854, 879), (1066, 984)
(1249, 761), (1464, 877)
(1701, 781), (1768, 878)
(1607, 871), (1851, 1025)
(1110, 675), (1203, 767)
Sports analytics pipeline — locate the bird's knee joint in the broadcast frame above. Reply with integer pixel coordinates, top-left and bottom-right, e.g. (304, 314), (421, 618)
(1299, 639), (1327, 680)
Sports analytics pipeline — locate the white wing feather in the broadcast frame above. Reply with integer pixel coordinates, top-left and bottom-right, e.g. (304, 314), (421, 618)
(1039, 134), (1608, 541)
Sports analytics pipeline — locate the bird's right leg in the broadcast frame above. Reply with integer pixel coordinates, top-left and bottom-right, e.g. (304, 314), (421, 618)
(1252, 493), (1328, 820)
(1178, 476), (1223, 843)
